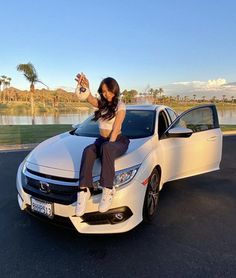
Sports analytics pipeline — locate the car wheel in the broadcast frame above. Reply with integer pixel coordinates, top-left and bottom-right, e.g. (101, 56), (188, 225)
(143, 168), (161, 222)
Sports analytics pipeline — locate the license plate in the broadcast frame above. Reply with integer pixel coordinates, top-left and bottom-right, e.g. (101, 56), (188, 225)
(31, 197), (54, 219)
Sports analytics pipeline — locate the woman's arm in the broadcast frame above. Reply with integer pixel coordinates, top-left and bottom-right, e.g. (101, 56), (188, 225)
(87, 93), (99, 108)
(109, 109), (126, 142)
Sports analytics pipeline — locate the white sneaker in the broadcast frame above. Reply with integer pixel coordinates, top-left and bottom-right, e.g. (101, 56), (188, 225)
(75, 188), (91, 217)
(98, 187), (116, 213)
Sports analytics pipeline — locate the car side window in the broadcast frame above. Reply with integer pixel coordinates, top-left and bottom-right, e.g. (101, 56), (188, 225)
(172, 107), (215, 132)
(158, 111), (170, 139)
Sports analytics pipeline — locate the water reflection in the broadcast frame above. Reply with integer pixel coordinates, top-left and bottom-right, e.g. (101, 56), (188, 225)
(0, 107), (235, 125)
(0, 111), (93, 125)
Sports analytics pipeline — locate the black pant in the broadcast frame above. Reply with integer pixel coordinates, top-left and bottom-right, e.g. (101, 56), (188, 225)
(79, 134), (130, 189)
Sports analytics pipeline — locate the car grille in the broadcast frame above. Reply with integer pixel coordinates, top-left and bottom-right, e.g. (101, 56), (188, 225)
(22, 167), (102, 205)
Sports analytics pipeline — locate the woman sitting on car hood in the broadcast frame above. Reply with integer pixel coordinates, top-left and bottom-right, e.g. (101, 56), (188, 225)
(74, 73), (130, 216)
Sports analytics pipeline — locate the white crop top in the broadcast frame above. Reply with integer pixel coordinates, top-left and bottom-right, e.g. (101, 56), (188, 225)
(98, 101), (126, 130)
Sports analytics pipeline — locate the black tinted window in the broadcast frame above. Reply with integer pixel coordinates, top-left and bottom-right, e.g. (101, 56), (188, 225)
(158, 111), (170, 138)
(74, 110), (156, 139)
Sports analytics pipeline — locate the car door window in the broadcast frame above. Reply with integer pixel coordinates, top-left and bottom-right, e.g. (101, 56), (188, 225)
(158, 111), (170, 138)
(165, 108), (178, 123)
(171, 106), (217, 132)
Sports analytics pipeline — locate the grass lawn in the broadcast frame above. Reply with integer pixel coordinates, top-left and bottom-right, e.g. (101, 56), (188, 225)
(0, 124), (235, 145)
(0, 124), (72, 145)
(220, 125), (236, 131)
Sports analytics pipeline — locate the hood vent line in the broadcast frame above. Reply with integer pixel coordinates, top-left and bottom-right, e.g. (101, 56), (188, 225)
(26, 167), (79, 183)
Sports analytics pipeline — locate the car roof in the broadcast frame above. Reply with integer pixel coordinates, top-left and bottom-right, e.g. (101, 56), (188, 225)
(126, 104), (168, 111)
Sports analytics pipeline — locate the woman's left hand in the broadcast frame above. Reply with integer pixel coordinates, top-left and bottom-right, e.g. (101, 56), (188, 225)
(81, 73), (90, 89)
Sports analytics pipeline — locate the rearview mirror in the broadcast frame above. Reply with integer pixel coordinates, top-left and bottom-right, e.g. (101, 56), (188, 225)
(167, 127), (193, 138)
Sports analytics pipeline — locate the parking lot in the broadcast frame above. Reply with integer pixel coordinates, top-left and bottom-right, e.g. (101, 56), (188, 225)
(0, 135), (235, 278)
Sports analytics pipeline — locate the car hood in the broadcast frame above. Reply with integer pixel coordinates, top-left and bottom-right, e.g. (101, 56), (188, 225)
(25, 131), (154, 179)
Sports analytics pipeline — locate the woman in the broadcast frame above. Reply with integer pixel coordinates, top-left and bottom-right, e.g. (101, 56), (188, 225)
(74, 73), (130, 217)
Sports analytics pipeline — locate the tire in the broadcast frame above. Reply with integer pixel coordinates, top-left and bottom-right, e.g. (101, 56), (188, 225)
(142, 168), (161, 222)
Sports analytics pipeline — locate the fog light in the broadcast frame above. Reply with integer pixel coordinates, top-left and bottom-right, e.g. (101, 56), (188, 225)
(114, 213), (124, 220)
(81, 206), (133, 225)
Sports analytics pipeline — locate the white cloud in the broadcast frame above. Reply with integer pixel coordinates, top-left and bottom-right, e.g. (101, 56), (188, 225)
(164, 78), (236, 99)
(172, 81), (204, 86)
(172, 78), (227, 90)
(205, 78), (227, 90)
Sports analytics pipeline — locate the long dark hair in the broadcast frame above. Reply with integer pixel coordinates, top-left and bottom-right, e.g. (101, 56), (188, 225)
(91, 77), (120, 122)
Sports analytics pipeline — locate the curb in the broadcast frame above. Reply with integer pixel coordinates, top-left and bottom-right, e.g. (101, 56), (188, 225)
(0, 143), (39, 153)
(222, 131), (236, 136)
(0, 131), (236, 153)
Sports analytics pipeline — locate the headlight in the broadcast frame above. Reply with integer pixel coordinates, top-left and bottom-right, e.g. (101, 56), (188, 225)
(21, 155), (29, 173)
(21, 160), (27, 185)
(21, 152), (31, 184)
(92, 164), (141, 189)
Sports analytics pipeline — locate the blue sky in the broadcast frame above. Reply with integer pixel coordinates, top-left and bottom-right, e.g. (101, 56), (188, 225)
(0, 0), (236, 97)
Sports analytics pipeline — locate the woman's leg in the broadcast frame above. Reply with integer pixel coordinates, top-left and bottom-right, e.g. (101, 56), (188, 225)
(79, 143), (99, 188)
(98, 135), (130, 212)
(79, 135), (109, 189)
(76, 142), (99, 217)
(99, 135), (130, 189)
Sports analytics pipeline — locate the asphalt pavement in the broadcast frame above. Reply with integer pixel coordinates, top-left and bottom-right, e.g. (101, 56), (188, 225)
(0, 135), (235, 278)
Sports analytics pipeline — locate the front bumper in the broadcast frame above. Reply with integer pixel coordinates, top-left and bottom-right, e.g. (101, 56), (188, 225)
(16, 161), (146, 234)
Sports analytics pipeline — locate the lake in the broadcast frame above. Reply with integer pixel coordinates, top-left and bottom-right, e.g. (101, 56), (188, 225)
(0, 107), (235, 125)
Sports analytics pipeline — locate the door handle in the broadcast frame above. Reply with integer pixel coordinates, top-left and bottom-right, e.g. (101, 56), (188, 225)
(207, 136), (217, 141)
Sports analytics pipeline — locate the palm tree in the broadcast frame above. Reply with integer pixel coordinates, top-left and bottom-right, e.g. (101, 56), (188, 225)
(17, 62), (49, 125)
(149, 88), (154, 96)
(0, 77), (3, 92)
(0, 77), (4, 102)
(5, 77), (11, 102)
(231, 96), (235, 104)
(159, 88), (164, 98)
(1, 75), (8, 103)
(6, 77), (11, 88)
(184, 95), (189, 102)
(222, 95), (226, 105)
(1, 75), (7, 90)
(153, 89), (159, 103)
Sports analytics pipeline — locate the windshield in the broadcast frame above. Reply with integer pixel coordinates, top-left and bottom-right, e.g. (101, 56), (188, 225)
(73, 110), (156, 139)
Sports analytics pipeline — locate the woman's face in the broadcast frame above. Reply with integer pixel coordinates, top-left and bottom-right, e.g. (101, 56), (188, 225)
(101, 83), (115, 102)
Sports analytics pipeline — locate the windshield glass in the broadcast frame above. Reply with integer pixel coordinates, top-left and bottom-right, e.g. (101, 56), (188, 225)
(74, 110), (156, 139)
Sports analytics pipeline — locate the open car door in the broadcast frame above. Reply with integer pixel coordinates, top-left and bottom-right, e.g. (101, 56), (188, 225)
(160, 104), (222, 182)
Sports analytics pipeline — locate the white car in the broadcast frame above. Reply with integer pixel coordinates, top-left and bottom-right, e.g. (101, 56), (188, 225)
(16, 104), (223, 234)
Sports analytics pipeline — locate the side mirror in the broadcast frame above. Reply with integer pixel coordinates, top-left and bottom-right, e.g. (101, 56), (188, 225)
(166, 127), (193, 138)
(72, 123), (80, 129)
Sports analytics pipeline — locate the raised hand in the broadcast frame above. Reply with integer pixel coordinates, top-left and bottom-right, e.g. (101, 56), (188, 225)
(81, 73), (90, 89)
(75, 72), (90, 89)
